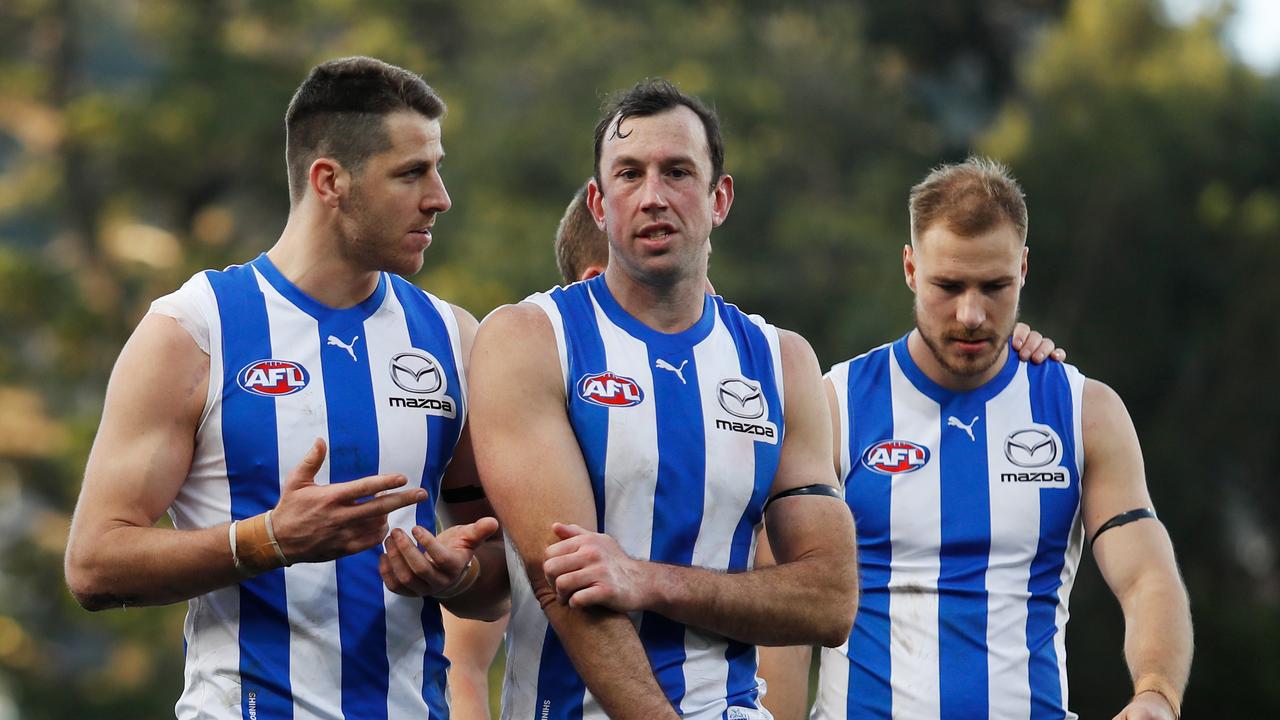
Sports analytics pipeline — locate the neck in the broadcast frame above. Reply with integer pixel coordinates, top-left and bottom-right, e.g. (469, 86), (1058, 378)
(905, 328), (1009, 391)
(602, 266), (706, 333)
(268, 212), (381, 309)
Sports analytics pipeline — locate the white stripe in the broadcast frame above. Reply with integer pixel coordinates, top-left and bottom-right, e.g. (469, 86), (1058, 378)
(593, 298), (658, 561)
(252, 271), (345, 719)
(809, 642), (851, 720)
(428, 289), (468, 408)
(1057, 364), (1087, 719)
(826, 362), (853, 483)
(680, 316), (754, 718)
(500, 531), (549, 719)
(983, 365), (1036, 720)
(368, 287), (433, 717)
(523, 292), (570, 397)
(172, 274), (242, 720)
(886, 350), (942, 719)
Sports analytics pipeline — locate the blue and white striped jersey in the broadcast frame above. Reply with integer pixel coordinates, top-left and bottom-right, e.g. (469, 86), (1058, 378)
(812, 335), (1086, 720)
(155, 254), (466, 720)
(502, 275), (784, 720)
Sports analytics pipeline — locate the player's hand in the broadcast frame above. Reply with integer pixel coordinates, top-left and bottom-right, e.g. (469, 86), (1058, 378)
(1111, 691), (1177, 720)
(543, 522), (648, 612)
(1012, 322), (1066, 364)
(271, 438), (429, 563)
(379, 518), (500, 597)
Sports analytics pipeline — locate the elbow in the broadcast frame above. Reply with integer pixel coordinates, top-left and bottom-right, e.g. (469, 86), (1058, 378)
(64, 543), (119, 612)
(819, 570), (859, 648)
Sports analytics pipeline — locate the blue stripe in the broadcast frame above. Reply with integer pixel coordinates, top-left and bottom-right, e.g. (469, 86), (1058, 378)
(1026, 362), (1081, 719)
(533, 283), (608, 718)
(640, 337), (705, 709)
(317, 308), (389, 719)
(717, 300), (784, 709)
(207, 265), (294, 720)
(842, 347), (894, 719)
(936, 389), (991, 718)
(555, 283), (610, 531)
(392, 277), (466, 719)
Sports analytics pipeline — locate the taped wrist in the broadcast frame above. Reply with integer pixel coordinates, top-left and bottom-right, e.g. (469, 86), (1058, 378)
(232, 510), (291, 575)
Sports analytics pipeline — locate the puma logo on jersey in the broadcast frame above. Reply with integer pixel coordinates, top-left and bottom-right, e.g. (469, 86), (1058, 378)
(327, 334), (360, 361)
(654, 358), (688, 384)
(947, 415), (979, 442)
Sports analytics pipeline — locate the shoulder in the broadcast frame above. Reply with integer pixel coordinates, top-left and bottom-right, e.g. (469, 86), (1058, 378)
(1083, 377), (1132, 435)
(776, 328), (819, 368)
(475, 301), (556, 349)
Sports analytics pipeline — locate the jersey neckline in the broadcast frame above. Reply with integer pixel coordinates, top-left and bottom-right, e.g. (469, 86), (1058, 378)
(891, 332), (1020, 406)
(586, 274), (716, 348)
(249, 253), (389, 323)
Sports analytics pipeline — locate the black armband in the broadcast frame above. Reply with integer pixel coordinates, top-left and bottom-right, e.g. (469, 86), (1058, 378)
(440, 484), (486, 504)
(1089, 507), (1157, 545)
(762, 483), (842, 514)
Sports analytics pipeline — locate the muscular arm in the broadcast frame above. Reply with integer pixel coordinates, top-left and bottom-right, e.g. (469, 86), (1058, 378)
(469, 303), (676, 720)
(1082, 380), (1192, 719)
(545, 330), (858, 647)
(65, 314), (426, 611)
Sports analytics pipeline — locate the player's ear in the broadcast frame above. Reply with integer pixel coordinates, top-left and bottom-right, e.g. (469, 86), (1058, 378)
(710, 174), (734, 228)
(586, 179), (607, 230)
(1020, 245), (1029, 287)
(578, 265), (605, 282)
(310, 158), (348, 209)
(903, 243), (918, 292)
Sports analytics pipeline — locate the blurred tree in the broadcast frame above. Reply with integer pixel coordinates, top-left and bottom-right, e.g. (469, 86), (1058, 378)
(0, 0), (1274, 717)
(983, 0), (1280, 714)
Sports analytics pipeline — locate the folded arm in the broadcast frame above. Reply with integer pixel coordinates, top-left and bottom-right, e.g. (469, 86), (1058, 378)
(543, 330), (858, 647)
(469, 303), (676, 720)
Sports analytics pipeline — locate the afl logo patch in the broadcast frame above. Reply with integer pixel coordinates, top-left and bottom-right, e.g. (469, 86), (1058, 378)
(861, 440), (930, 475)
(238, 359), (309, 397)
(390, 351), (445, 394)
(577, 371), (644, 408)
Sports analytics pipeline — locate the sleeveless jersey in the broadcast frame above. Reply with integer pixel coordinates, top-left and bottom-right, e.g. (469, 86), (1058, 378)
(156, 254), (466, 720)
(811, 335), (1086, 720)
(502, 275), (784, 720)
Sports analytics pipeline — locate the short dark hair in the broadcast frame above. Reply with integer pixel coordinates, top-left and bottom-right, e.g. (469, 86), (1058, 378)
(909, 156), (1028, 243)
(554, 182), (608, 284)
(285, 56), (445, 204)
(593, 79), (725, 193)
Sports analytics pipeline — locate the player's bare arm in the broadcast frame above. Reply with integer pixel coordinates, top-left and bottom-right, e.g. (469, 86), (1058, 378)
(1081, 379), (1192, 720)
(380, 305), (509, 620)
(469, 302), (677, 720)
(543, 329), (858, 647)
(753, 372), (852, 720)
(441, 608), (507, 720)
(752, 524), (814, 720)
(65, 313), (428, 611)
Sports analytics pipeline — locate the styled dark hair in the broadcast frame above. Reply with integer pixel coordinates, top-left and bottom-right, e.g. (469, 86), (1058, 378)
(909, 156), (1028, 243)
(554, 181), (608, 284)
(592, 79), (725, 193)
(285, 56), (445, 203)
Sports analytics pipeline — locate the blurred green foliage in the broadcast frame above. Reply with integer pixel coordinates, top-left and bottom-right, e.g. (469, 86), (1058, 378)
(0, 0), (1276, 716)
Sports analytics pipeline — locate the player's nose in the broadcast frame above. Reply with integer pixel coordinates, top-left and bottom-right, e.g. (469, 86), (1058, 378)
(956, 291), (985, 329)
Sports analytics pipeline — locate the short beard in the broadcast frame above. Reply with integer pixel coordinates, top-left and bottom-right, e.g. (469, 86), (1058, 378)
(913, 301), (1017, 378)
